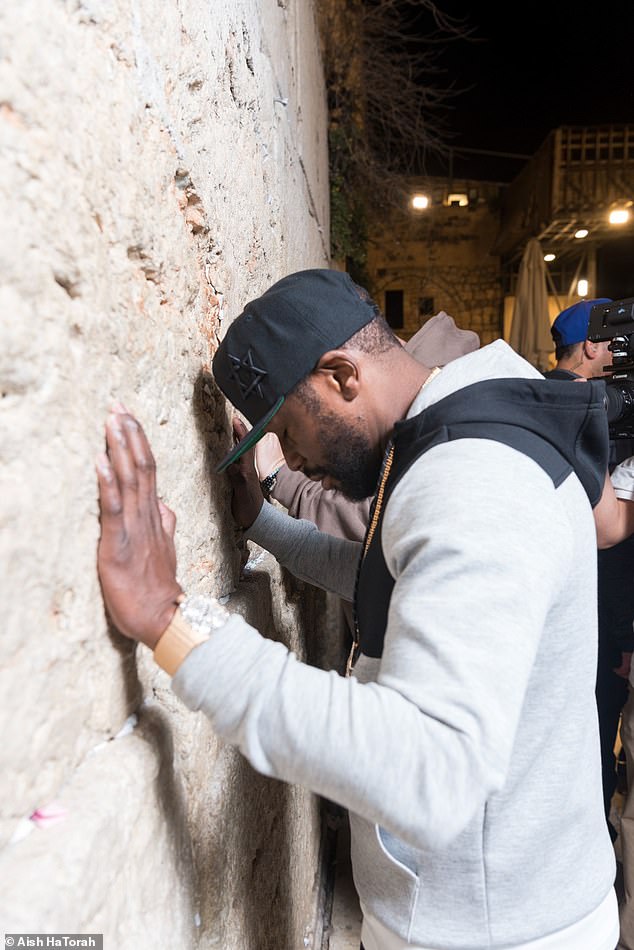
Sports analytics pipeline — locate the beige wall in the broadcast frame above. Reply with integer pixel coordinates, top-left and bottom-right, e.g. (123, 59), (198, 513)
(0, 1), (330, 947)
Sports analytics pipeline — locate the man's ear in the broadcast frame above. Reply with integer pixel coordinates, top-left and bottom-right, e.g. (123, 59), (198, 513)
(313, 350), (361, 401)
(583, 338), (599, 359)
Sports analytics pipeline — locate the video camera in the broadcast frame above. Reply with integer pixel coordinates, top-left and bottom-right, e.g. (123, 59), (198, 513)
(587, 297), (634, 439)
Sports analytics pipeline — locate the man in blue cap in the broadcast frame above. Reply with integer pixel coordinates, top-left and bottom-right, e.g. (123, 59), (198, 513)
(545, 297), (634, 848)
(546, 297), (614, 381)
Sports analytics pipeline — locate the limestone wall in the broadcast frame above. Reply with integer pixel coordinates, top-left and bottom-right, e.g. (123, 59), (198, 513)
(0, 1), (330, 947)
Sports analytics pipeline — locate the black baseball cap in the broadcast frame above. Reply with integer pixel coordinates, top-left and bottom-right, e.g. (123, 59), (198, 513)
(212, 269), (377, 472)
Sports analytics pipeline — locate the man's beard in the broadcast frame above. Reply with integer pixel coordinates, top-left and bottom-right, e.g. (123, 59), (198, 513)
(306, 412), (384, 501)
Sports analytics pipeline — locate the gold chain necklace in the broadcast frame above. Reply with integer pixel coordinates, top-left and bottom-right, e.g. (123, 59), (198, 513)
(345, 366), (441, 676)
(363, 445), (394, 558)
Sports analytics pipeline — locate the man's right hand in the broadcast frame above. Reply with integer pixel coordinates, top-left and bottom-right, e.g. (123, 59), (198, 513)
(96, 407), (183, 648)
(226, 418), (265, 529)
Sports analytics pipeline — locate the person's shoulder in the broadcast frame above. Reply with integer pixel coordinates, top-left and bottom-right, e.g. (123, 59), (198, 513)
(406, 312), (480, 367)
(394, 434), (560, 513)
(415, 341), (543, 410)
(384, 436), (570, 563)
(543, 368), (579, 380)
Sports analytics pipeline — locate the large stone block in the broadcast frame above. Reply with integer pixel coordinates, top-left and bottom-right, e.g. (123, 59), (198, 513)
(0, 0), (330, 945)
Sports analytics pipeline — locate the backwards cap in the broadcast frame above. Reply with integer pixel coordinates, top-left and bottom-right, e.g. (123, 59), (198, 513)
(551, 298), (612, 347)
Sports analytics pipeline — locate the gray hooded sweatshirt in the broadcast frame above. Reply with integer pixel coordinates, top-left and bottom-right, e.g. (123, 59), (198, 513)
(172, 341), (616, 948)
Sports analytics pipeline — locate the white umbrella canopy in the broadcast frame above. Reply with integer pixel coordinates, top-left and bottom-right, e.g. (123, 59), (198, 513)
(509, 238), (554, 372)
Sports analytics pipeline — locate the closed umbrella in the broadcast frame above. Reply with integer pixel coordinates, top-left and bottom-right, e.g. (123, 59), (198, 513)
(509, 238), (553, 372)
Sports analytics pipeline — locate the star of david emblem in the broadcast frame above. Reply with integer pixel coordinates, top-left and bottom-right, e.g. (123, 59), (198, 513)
(228, 348), (268, 401)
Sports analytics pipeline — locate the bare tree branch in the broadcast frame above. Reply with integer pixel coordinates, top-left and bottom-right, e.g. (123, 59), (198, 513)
(318, 0), (476, 268)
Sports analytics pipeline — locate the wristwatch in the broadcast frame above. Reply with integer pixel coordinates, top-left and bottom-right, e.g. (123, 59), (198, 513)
(153, 595), (230, 675)
(260, 467), (280, 498)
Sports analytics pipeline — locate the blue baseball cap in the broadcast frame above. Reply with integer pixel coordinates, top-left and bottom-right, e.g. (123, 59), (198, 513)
(551, 298), (612, 346)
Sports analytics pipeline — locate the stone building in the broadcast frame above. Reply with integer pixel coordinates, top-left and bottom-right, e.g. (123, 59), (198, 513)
(365, 125), (634, 351)
(365, 177), (504, 344)
(0, 2), (333, 947)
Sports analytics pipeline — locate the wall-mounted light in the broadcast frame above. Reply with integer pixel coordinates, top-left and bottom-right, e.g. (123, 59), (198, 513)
(543, 253), (556, 262)
(577, 279), (589, 296)
(447, 193), (469, 207)
(609, 207), (631, 225)
(574, 228), (589, 239)
(411, 194), (429, 210)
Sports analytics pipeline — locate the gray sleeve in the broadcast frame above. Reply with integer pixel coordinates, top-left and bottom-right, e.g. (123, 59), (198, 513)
(245, 501), (360, 601)
(172, 440), (574, 851)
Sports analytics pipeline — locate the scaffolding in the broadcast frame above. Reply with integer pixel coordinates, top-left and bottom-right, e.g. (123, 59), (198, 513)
(496, 125), (634, 300)
(496, 125), (634, 259)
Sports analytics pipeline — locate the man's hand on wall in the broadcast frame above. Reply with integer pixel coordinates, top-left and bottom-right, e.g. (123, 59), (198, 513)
(226, 417), (265, 529)
(96, 405), (183, 648)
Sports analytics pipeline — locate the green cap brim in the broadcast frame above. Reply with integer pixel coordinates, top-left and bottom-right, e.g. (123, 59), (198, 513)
(215, 395), (285, 473)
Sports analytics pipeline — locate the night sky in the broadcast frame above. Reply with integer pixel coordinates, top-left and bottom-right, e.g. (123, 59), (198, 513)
(416, 0), (634, 179)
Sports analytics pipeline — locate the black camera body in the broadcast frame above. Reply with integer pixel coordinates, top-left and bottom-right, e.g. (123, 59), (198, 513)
(587, 298), (634, 439)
